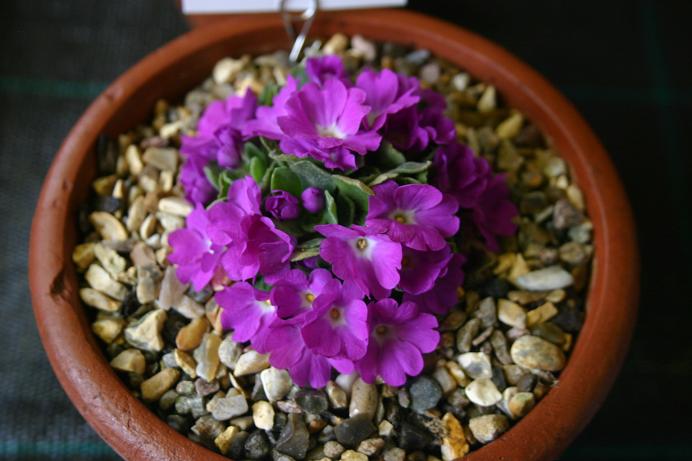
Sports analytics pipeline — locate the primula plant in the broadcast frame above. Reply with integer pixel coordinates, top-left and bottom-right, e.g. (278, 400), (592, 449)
(168, 55), (517, 389)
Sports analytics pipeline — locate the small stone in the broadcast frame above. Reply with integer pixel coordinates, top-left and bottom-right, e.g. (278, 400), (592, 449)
(445, 361), (469, 387)
(159, 389), (178, 411)
(349, 378), (378, 419)
(234, 350), (270, 376)
(213, 57), (247, 84)
(510, 335), (565, 371)
(207, 393), (249, 421)
(176, 317), (208, 351)
(456, 318), (481, 353)
(92, 317), (124, 343)
(136, 265), (161, 304)
(515, 266), (574, 291)
(508, 392), (535, 419)
(85, 264), (127, 301)
(143, 147), (178, 172)
(490, 331), (513, 365)
(326, 381), (348, 409)
(559, 241), (589, 266)
(465, 378), (502, 407)
(495, 111), (523, 140)
(420, 62), (440, 84)
(125, 309), (166, 352)
(195, 378), (219, 397)
(404, 49), (430, 65)
(174, 295), (205, 319)
(432, 367), (456, 395)
(324, 440), (345, 458)
(231, 416), (254, 431)
(323, 33), (349, 54)
(336, 373), (358, 394)
(93, 243), (127, 278)
(335, 414), (376, 447)
(276, 413), (310, 459)
(473, 297), (497, 328)
(357, 437), (384, 456)
(296, 389), (329, 414)
(72, 242), (95, 271)
(477, 86), (496, 113)
(89, 211), (128, 241)
(451, 73), (470, 91)
(158, 196), (192, 217)
(261, 367), (293, 402)
(553, 199), (583, 229)
(340, 450), (367, 461)
(245, 430), (271, 459)
(80, 288), (120, 312)
(191, 414), (225, 441)
(440, 412), (469, 461)
(218, 335), (243, 369)
(174, 349), (197, 378)
(141, 368), (180, 401)
(214, 425), (239, 455)
(193, 333), (221, 382)
(497, 299), (527, 329)
(458, 353), (492, 379)
(252, 401), (275, 430)
(384, 447), (406, 461)
(398, 420), (433, 451)
(526, 302), (559, 327)
(157, 266), (188, 310)
(378, 420), (394, 437)
(351, 35), (376, 61)
(409, 376), (443, 413)
(468, 414), (509, 443)
(110, 348), (146, 374)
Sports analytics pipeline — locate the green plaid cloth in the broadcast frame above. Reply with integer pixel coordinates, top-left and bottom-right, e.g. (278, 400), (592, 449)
(1, 1), (690, 460)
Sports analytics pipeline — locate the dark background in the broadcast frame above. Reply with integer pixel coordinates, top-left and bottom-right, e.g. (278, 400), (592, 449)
(1, 1), (690, 460)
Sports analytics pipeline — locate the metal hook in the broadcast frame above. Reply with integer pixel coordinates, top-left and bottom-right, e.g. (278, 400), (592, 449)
(280, 0), (319, 64)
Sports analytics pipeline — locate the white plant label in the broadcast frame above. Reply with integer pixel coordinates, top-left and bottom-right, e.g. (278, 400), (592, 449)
(182, 0), (407, 14)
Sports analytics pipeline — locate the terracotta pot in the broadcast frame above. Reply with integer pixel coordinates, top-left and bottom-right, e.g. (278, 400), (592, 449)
(29, 9), (638, 461)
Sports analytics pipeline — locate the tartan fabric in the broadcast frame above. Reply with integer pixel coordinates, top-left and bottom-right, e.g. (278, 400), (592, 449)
(1, 0), (690, 459)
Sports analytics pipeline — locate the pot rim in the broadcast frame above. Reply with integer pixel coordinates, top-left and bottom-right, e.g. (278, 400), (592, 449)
(29, 9), (638, 461)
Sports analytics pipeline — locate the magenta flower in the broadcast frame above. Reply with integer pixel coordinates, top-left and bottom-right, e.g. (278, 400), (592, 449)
(399, 245), (453, 295)
(355, 68), (419, 129)
(306, 55), (350, 86)
(277, 78), (382, 170)
(432, 142), (517, 251)
(472, 175), (518, 251)
(216, 282), (277, 353)
(301, 187), (325, 213)
(264, 318), (353, 388)
(356, 299), (440, 386)
(404, 253), (465, 315)
(365, 180), (459, 251)
(301, 280), (369, 360)
(181, 90), (257, 168)
(179, 156), (216, 205)
(168, 204), (235, 291)
(315, 224), (402, 299)
(265, 190), (300, 221)
(270, 268), (334, 318)
(243, 76), (299, 140)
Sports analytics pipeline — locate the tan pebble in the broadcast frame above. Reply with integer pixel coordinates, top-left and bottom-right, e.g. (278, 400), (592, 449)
(323, 33), (348, 54)
(110, 348), (146, 374)
(495, 111), (523, 140)
(92, 175), (117, 195)
(445, 361), (469, 387)
(93, 243), (127, 278)
(497, 299), (527, 329)
(194, 333), (222, 382)
(176, 317), (209, 351)
(85, 264), (127, 300)
(340, 450), (367, 461)
(566, 184), (585, 210)
(477, 85), (496, 113)
(214, 425), (239, 455)
(158, 196), (193, 217)
(141, 368), (180, 401)
(493, 253), (515, 275)
(213, 56), (248, 84)
(441, 412), (469, 460)
(508, 253), (529, 282)
(174, 349), (198, 378)
(125, 145), (143, 176)
(159, 169), (174, 192)
(252, 401), (275, 430)
(124, 309), (167, 352)
(526, 302), (558, 327)
(143, 147), (178, 172)
(127, 196), (147, 232)
(72, 242), (95, 271)
(79, 288), (120, 312)
(92, 317), (125, 343)
(139, 214), (157, 240)
(510, 335), (565, 371)
(89, 211), (128, 241)
(234, 350), (269, 377)
(508, 392), (535, 419)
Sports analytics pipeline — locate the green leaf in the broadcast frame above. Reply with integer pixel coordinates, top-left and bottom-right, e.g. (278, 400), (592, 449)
(368, 161), (432, 186)
(261, 162), (276, 193)
(249, 156), (268, 184)
(203, 162), (222, 190)
(378, 142), (407, 168)
(217, 169), (246, 198)
(333, 175), (373, 211)
(289, 65), (309, 86)
(290, 237), (324, 261)
(259, 83), (279, 106)
(271, 166), (303, 196)
(289, 160), (336, 192)
(321, 190), (338, 224)
(336, 193), (356, 226)
(243, 141), (268, 164)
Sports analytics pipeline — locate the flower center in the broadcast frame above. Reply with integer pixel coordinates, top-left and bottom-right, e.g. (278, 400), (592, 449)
(329, 307), (341, 320)
(375, 325), (388, 335)
(317, 124), (346, 139)
(394, 213), (408, 224)
(305, 292), (316, 303)
(356, 238), (368, 251)
(258, 299), (275, 314)
(402, 256), (412, 268)
(389, 210), (415, 225)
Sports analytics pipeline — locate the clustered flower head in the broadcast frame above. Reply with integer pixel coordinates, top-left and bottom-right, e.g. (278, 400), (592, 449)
(170, 54), (518, 388)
